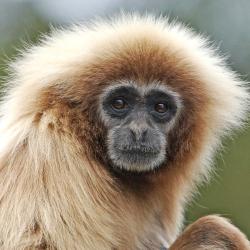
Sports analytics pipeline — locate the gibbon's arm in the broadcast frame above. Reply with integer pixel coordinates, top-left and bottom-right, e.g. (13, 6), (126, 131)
(169, 215), (250, 250)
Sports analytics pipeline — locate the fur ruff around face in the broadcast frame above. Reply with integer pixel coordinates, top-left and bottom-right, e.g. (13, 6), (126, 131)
(0, 14), (248, 249)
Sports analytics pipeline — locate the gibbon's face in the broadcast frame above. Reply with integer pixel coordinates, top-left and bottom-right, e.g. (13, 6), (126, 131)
(99, 82), (182, 172)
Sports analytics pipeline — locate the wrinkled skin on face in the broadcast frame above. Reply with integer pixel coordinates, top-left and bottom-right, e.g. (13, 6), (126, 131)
(99, 82), (182, 172)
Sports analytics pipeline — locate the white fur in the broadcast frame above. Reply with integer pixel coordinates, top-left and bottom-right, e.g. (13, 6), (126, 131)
(0, 14), (248, 249)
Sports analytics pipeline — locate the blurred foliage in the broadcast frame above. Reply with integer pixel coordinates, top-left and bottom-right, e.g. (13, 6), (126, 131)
(0, 0), (249, 238)
(0, 3), (49, 81)
(186, 127), (250, 237)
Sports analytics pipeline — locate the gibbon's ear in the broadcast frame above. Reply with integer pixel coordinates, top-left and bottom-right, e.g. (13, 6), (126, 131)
(169, 215), (250, 250)
(0, 107), (120, 249)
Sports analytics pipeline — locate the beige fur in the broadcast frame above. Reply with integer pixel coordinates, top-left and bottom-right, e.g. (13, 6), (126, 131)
(0, 14), (249, 249)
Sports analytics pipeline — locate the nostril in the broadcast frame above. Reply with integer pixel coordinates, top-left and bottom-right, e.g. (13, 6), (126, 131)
(142, 129), (147, 138)
(129, 129), (137, 141)
(141, 129), (148, 142)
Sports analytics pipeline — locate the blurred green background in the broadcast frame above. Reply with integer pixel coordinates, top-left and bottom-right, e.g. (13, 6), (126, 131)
(0, 0), (249, 237)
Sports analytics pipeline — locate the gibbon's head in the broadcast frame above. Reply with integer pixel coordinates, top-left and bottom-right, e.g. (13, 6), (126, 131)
(2, 15), (248, 175)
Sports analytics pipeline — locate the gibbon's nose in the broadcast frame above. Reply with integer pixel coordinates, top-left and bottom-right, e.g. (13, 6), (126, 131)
(130, 128), (148, 142)
(128, 121), (148, 142)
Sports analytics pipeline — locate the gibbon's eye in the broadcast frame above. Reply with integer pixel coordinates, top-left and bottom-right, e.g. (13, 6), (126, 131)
(154, 103), (168, 113)
(111, 98), (128, 110)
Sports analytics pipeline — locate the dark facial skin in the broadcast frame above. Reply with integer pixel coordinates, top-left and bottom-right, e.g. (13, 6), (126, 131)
(100, 83), (181, 172)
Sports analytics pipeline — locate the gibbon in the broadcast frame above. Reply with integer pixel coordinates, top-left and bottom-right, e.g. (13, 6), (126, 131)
(0, 14), (249, 250)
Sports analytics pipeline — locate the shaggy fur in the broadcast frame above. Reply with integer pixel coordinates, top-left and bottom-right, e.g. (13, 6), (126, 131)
(0, 14), (249, 249)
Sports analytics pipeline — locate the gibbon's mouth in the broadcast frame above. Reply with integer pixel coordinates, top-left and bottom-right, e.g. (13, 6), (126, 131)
(120, 148), (160, 156)
(109, 147), (165, 172)
(117, 143), (161, 154)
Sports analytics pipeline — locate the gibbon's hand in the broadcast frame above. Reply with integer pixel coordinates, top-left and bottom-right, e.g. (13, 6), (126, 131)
(169, 216), (250, 250)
